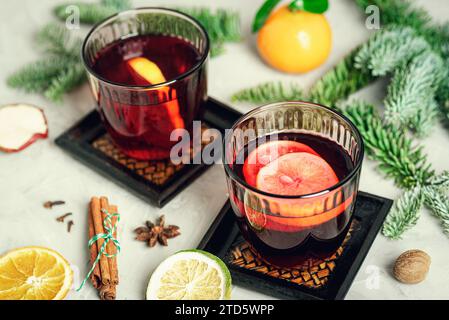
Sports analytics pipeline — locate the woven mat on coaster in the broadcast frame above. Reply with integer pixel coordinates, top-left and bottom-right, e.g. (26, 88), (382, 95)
(92, 124), (216, 186)
(228, 221), (357, 289)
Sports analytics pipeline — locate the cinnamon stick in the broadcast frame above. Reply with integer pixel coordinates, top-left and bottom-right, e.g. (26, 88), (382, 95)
(99, 284), (116, 300)
(91, 197), (111, 285)
(107, 204), (119, 285)
(88, 202), (101, 289)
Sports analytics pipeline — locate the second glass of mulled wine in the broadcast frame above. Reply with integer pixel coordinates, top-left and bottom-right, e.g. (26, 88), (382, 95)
(82, 8), (209, 160)
(223, 101), (364, 268)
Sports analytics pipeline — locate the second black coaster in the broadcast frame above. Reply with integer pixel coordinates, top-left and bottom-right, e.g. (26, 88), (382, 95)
(198, 191), (393, 300)
(55, 97), (241, 207)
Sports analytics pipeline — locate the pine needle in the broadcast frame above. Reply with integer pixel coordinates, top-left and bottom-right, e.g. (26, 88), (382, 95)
(354, 27), (429, 76)
(7, 58), (74, 93)
(355, 0), (449, 55)
(383, 51), (443, 130)
(231, 82), (305, 104)
(423, 187), (449, 235)
(382, 186), (424, 239)
(7, 23), (84, 102)
(44, 63), (86, 102)
(53, 3), (241, 57)
(176, 7), (241, 43)
(343, 100), (434, 189)
(407, 99), (439, 137)
(308, 51), (373, 107)
(53, 2), (118, 25)
(101, 0), (131, 11)
(428, 171), (449, 191)
(37, 23), (81, 60)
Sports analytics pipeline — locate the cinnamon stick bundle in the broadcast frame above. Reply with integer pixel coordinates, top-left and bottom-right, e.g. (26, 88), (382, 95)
(88, 196), (119, 300)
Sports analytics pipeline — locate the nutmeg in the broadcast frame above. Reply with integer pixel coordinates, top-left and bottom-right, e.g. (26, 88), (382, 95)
(393, 249), (431, 284)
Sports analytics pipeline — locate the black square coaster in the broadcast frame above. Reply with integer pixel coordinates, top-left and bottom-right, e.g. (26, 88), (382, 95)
(55, 98), (241, 207)
(197, 192), (393, 300)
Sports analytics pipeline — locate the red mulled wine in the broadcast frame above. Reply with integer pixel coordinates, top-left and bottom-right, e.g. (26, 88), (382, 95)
(230, 132), (356, 267)
(90, 34), (207, 160)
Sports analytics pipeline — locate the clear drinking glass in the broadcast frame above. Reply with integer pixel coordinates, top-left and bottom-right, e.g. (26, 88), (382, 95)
(223, 101), (364, 268)
(82, 8), (209, 160)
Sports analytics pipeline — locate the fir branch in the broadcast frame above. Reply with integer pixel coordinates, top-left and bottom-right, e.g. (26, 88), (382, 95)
(101, 0), (131, 11)
(7, 58), (75, 93)
(7, 23), (85, 102)
(308, 51), (373, 107)
(423, 186), (449, 235)
(382, 186), (424, 239)
(54, 2), (241, 57)
(343, 100), (434, 189)
(383, 51), (443, 129)
(354, 26), (429, 76)
(44, 63), (86, 102)
(37, 23), (82, 60)
(231, 82), (305, 104)
(428, 171), (449, 191)
(407, 99), (439, 137)
(54, 2), (118, 25)
(355, 0), (449, 55)
(176, 7), (241, 43)
(175, 7), (241, 57)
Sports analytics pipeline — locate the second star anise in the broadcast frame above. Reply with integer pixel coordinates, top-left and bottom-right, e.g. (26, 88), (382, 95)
(134, 215), (180, 247)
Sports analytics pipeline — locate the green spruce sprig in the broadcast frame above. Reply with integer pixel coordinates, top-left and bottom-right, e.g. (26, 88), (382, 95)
(232, 51), (374, 108)
(232, 82), (305, 104)
(383, 51), (443, 131)
(354, 27), (429, 76)
(307, 51), (373, 107)
(344, 101), (449, 239)
(382, 186), (423, 239)
(7, 23), (84, 102)
(355, 0), (449, 127)
(355, 0), (449, 55)
(54, 2), (241, 57)
(174, 7), (241, 57)
(53, 0), (131, 24)
(343, 101), (433, 189)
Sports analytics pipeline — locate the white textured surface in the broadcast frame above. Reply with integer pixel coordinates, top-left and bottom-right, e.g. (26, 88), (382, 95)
(1, 0), (449, 300)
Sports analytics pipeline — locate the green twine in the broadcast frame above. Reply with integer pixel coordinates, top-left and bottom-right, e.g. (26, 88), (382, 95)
(77, 208), (120, 291)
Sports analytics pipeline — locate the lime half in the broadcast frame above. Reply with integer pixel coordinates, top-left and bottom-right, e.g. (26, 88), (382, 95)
(146, 250), (232, 300)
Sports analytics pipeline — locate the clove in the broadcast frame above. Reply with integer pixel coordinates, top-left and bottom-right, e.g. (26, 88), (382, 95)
(56, 212), (72, 223)
(67, 220), (74, 233)
(43, 200), (65, 209)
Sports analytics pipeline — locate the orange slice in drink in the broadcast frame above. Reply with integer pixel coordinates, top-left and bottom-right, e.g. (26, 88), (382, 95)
(127, 57), (185, 130)
(243, 140), (318, 187)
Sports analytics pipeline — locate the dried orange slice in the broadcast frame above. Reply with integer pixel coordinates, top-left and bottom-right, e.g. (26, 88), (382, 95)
(0, 247), (72, 300)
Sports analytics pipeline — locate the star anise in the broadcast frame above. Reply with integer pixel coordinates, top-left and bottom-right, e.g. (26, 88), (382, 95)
(134, 215), (180, 247)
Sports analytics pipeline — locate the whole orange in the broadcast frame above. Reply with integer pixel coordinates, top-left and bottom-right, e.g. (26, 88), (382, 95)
(257, 5), (332, 73)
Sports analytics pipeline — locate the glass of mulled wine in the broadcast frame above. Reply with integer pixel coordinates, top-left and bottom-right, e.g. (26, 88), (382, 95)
(223, 101), (364, 268)
(82, 8), (209, 160)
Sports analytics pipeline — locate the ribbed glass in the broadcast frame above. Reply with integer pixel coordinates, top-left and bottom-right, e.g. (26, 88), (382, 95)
(223, 101), (364, 267)
(81, 8), (209, 160)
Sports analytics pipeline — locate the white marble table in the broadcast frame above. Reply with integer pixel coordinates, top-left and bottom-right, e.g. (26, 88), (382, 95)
(1, 0), (449, 300)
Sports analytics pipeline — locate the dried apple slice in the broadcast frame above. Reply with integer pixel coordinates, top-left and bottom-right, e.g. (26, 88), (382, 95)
(0, 104), (48, 153)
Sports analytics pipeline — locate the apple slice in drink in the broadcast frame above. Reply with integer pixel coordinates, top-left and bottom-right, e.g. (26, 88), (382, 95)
(246, 151), (350, 231)
(243, 140), (318, 187)
(256, 152), (338, 196)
